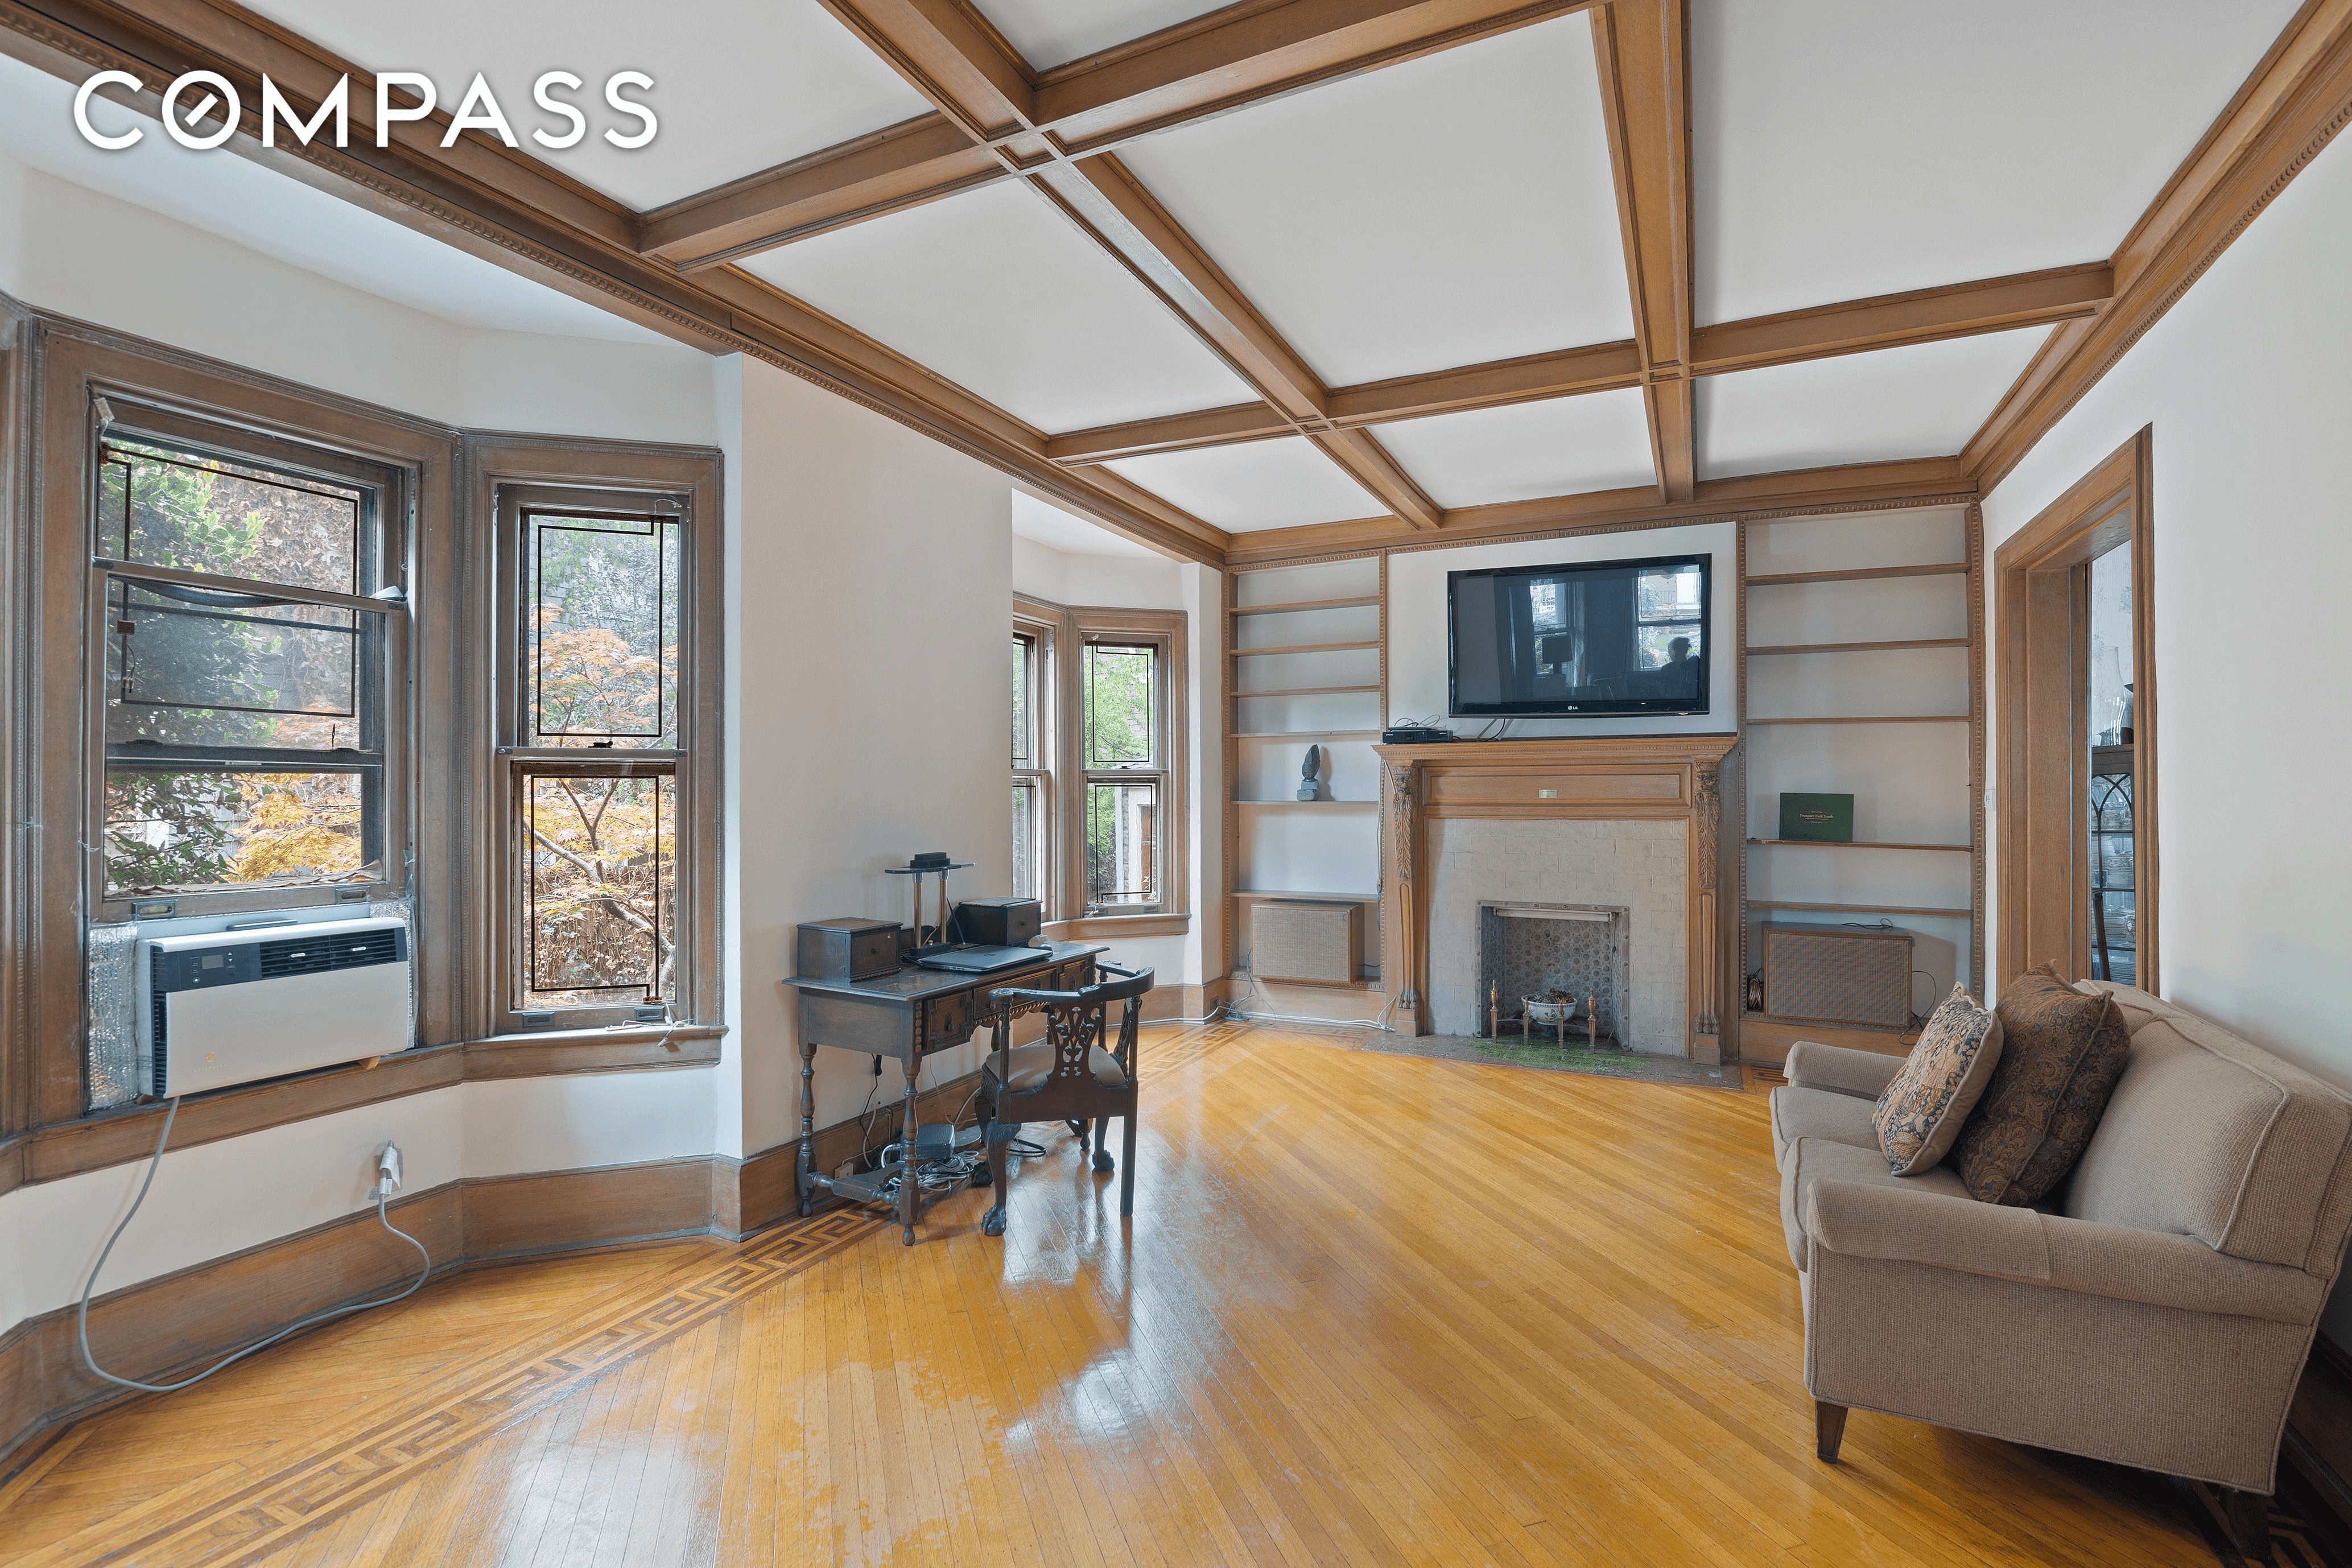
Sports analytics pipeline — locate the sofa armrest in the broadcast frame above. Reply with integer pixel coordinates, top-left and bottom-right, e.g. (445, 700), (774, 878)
(1805, 1180), (2326, 1326)
(1785, 1039), (1903, 1101)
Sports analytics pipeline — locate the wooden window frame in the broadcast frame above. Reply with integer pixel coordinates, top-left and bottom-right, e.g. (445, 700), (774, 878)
(9, 319), (459, 1136)
(1017, 594), (1190, 940)
(84, 400), (413, 926)
(1994, 427), (2159, 993)
(1010, 614), (1054, 909)
(477, 445), (724, 1038)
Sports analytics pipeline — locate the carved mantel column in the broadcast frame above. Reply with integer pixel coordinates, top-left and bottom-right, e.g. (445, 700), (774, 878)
(1694, 758), (1722, 1041)
(1382, 761), (1422, 1021)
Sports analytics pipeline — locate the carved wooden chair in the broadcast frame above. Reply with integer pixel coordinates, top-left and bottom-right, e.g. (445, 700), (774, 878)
(977, 962), (1153, 1237)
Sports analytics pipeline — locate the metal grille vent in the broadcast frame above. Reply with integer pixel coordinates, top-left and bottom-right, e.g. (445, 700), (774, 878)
(258, 927), (401, 979)
(150, 969), (169, 1097)
(1760, 925), (1913, 1029)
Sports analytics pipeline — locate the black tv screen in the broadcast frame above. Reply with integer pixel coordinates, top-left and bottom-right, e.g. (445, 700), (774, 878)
(1449, 554), (1711, 716)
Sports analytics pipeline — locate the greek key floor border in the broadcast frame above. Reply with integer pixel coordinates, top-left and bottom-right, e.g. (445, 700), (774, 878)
(22, 1206), (888, 1568)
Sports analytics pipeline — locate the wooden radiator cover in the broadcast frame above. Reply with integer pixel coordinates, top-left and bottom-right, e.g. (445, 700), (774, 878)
(1252, 901), (1362, 987)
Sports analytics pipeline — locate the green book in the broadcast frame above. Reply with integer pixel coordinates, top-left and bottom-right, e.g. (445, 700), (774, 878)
(1779, 792), (1855, 843)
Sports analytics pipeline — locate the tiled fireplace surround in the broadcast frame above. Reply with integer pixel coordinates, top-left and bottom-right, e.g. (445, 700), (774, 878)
(1428, 819), (1686, 1049)
(1375, 736), (1739, 1060)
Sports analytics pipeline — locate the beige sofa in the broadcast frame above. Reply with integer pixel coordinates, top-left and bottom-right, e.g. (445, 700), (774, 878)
(1772, 980), (2352, 1545)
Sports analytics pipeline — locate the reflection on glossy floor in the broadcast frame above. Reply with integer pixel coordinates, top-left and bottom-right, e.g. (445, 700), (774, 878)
(0, 1021), (2237, 1566)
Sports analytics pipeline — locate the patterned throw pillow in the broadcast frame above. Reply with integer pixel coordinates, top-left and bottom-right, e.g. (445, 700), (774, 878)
(1872, 985), (2004, 1175)
(1949, 962), (2132, 1206)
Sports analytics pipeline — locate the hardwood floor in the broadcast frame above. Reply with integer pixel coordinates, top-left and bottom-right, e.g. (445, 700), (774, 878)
(0, 1021), (2239, 1566)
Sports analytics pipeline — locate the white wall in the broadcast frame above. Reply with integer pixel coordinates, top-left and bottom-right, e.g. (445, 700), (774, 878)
(720, 356), (1016, 1160)
(1977, 128), (2352, 1340)
(1010, 534), (1183, 610)
(1980, 131), (2350, 1079)
(0, 1067), (716, 1336)
(1385, 521), (1741, 736)
(0, 153), (715, 443)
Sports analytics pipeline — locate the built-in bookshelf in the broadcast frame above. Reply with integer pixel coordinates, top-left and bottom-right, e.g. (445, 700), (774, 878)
(1224, 556), (1385, 985)
(1736, 507), (1986, 1063)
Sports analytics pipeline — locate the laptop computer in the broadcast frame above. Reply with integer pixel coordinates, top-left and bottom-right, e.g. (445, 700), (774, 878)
(913, 944), (1045, 974)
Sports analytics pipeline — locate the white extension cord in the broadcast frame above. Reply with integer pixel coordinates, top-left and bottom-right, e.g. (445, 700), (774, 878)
(79, 1097), (434, 1394)
(1226, 970), (1399, 1032)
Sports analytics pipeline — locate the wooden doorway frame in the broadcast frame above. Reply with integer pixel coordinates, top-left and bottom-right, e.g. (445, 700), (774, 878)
(1993, 428), (2157, 992)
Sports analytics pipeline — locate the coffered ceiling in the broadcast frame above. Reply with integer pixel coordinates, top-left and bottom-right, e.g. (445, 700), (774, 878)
(1, 0), (2341, 566)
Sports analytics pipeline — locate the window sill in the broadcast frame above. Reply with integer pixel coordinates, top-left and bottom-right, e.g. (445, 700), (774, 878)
(1042, 914), (1191, 940)
(464, 1023), (728, 1078)
(473, 1022), (728, 1049)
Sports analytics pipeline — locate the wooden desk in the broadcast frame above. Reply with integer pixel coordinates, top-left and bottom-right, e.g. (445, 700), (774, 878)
(783, 942), (1106, 1244)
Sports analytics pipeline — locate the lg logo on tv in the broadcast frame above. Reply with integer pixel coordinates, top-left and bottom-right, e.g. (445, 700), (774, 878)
(73, 69), (657, 152)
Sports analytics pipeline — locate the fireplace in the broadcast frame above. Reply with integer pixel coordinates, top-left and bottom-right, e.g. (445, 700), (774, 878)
(1376, 735), (1739, 1059)
(1477, 902), (1629, 1045)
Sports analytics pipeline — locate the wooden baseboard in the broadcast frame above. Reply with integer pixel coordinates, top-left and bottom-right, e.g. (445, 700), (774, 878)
(1139, 977), (1229, 1022)
(2287, 1331), (2352, 1530)
(1736, 1013), (1920, 1066)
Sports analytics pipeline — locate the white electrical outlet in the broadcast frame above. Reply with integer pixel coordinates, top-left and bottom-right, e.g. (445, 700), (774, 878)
(377, 1141), (403, 1196)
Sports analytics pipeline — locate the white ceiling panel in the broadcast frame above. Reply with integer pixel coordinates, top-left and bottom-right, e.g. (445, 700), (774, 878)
(0, 54), (663, 341)
(1116, 13), (1632, 387)
(1695, 328), (2052, 480)
(1371, 391), (1655, 508)
(234, 0), (932, 210)
(1012, 491), (1156, 557)
(1694, 0), (2304, 323)
(740, 180), (1255, 432)
(1105, 439), (1381, 532)
(975, 0), (1236, 71)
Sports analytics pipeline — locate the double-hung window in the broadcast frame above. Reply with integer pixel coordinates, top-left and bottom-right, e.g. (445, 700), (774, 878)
(91, 411), (405, 919)
(497, 488), (690, 1028)
(1012, 598), (1186, 930)
(1010, 624), (1050, 903)
(1082, 638), (1165, 914)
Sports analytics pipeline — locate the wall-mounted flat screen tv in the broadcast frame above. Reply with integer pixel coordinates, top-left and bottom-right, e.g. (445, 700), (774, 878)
(1448, 554), (1711, 716)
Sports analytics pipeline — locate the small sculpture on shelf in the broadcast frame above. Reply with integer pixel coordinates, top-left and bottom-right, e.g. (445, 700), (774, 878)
(1297, 744), (1323, 802)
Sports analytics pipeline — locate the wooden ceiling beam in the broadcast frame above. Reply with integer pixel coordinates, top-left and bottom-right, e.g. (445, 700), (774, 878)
(815, 0), (1034, 143)
(1046, 402), (1293, 463)
(1038, 156), (1328, 421)
(1222, 455), (1976, 569)
(1033, 155), (1445, 530)
(1327, 339), (1645, 423)
(1691, 263), (2114, 376)
(644, 0), (1587, 266)
(1592, 0), (1695, 501)
(1964, 0), (2352, 492)
(638, 117), (1006, 269)
(1047, 262), (2101, 465)
(1033, 0), (1588, 152)
(1309, 427), (1443, 530)
(0, 0), (1233, 567)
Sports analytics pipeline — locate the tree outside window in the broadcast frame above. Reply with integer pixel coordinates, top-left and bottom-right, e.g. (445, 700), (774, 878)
(93, 429), (396, 911)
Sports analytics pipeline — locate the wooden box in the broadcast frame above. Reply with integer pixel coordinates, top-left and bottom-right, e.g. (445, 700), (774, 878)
(1252, 900), (1362, 987)
(797, 917), (902, 983)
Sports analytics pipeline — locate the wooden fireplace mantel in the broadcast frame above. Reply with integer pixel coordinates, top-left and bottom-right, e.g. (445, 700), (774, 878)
(1375, 735), (1742, 1056)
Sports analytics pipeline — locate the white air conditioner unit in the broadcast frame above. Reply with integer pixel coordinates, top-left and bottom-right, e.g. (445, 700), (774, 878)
(136, 917), (411, 1097)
